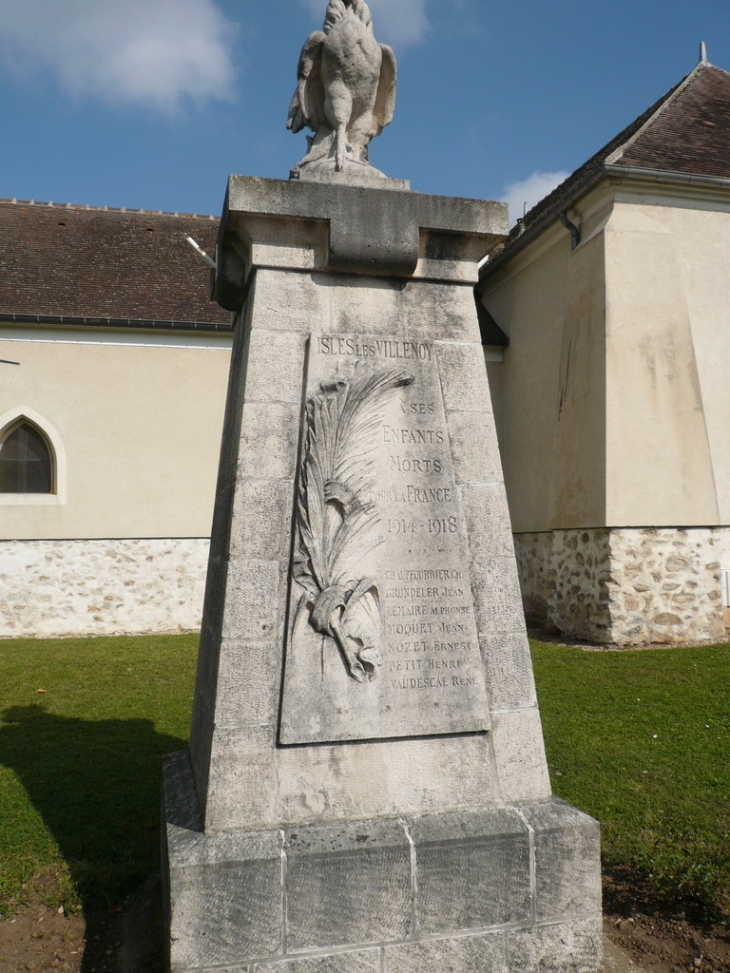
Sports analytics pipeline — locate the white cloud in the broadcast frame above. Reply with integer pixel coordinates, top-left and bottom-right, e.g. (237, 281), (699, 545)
(302, 0), (430, 47)
(501, 171), (570, 227)
(0, 0), (236, 112)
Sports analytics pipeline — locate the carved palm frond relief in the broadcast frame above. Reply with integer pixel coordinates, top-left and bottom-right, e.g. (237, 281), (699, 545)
(293, 369), (413, 682)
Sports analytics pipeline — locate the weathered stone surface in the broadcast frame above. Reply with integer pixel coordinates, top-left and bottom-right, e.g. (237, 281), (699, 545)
(459, 482), (514, 558)
(471, 556), (526, 636)
(239, 401), (299, 480)
(164, 756), (283, 971)
(435, 340), (494, 414)
(285, 821), (412, 951)
(221, 558), (281, 642)
(287, 0), (398, 180)
(165, 179), (597, 973)
(244, 329), (308, 404)
(279, 333), (490, 745)
(213, 640), (281, 727)
(204, 725), (277, 832)
(410, 809), (531, 933)
(171, 859), (283, 969)
(491, 708), (551, 802)
(506, 917), (603, 973)
(520, 799), (602, 923)
(402, 282), (482, 341)
(226, 177), (506, 243)
(276, 734), (498, 824)
(481, 631), (537, 711)
(229, 479), (293, 561)
(446, 411), (503, 485)
(165, 756), (599, 970)
(250, 270), (331, 333)
(221, 177), (506, 285)
(326, 275), (404, 334)
(254, 951), (381, 973)
(383, 933), (507, 973)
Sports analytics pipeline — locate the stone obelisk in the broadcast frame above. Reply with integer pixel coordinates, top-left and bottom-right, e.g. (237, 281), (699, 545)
(162, 3), (602, 971)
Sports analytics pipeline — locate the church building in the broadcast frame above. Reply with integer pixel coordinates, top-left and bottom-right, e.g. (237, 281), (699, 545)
(479, 56), (730, 644)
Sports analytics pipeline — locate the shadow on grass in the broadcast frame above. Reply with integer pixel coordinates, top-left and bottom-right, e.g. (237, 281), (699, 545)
(0, 704), (186, 968)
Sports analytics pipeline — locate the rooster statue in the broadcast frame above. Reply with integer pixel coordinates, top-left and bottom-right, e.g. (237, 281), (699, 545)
(286, 0), (396, 179)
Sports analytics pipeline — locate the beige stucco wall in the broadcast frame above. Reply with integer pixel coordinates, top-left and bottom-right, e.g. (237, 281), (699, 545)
(480, 225), (569, 533)
(481, 190), (613, 533)
(604, 200), (724, 527)
(482, 184), (730, 535)
(0, 326), (232, 540)
(672, 203), (730, 524)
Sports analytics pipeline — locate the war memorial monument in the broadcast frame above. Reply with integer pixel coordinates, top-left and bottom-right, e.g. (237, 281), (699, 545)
(162, 1), (603, 969)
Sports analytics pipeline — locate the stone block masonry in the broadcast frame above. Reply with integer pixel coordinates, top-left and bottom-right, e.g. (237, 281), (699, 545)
(164, 752), (602, 973)
(0, 538), (209, 637)
(163, 173), (602, 973)
(514, 527), (728, 645)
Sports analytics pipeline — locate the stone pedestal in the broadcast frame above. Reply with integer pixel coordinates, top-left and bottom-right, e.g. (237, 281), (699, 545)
(162, 176), (602, 973)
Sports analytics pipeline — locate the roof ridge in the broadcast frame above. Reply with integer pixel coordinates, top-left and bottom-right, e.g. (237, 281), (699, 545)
(607, 62), (711, 166)
(0, 197), (218, 220)
(481, 60), (730, 281)
(507, 75), (689, 234)
(702, 60), (730, 78)
(492, 62), (709, 245)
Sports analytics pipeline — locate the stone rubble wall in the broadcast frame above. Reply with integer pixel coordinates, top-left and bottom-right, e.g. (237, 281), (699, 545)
(514, 527), (729, 645)
(513, 530), (612, 643)
(0, 538), (209, 638)
(512, 531), (552, 623)
(548, 529), (612, 643)
(607, 528), (724, 644)
(6, 527), (729, 644)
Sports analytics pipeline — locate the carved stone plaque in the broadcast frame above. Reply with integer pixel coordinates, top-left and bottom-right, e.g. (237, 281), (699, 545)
(279, 334), (490, 745)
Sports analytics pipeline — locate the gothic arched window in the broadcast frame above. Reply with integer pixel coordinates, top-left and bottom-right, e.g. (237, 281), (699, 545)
(0, 421), (54, 494)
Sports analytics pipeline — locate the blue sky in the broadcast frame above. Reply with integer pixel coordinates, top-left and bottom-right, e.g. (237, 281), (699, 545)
(1, 0), (728, 224)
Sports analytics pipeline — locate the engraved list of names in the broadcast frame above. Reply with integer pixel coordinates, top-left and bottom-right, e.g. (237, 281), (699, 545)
(279, 333), (491, 745)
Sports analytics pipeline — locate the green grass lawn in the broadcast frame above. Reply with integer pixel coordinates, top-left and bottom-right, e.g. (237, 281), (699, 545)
(0, 635), (728, 924)
(0, 634), (197, 915)
(532, 641), (730, 923)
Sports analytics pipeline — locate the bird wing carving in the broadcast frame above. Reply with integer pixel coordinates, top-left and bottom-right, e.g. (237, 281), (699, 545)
(371, 44), (397, 139)
(286, 30), (327, 134)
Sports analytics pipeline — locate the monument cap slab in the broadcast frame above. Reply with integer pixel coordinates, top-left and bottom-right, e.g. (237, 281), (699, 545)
(214, 176), (508, 309)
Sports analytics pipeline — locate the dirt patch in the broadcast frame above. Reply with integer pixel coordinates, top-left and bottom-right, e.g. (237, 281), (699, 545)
(0, 905), (84, 973)
(1, 867), (729, 973)
(0, 875), (163, 973)
(603, 865), (730, 973)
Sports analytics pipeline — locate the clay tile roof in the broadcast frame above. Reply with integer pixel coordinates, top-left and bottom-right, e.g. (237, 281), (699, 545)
(514, 77), (684, 236)
(616, 63), (730, 177)
(0, 200), (231, 329)
(484, 62), (730, 274)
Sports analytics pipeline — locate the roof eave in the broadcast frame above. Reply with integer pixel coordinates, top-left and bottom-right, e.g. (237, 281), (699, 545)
(478, 165), (608, 284)
(478, 162), (730, 286)
(0, 313), (233, 333)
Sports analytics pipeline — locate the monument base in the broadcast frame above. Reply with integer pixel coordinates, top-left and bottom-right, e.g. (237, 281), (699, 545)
(163, 752), (602, 973)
